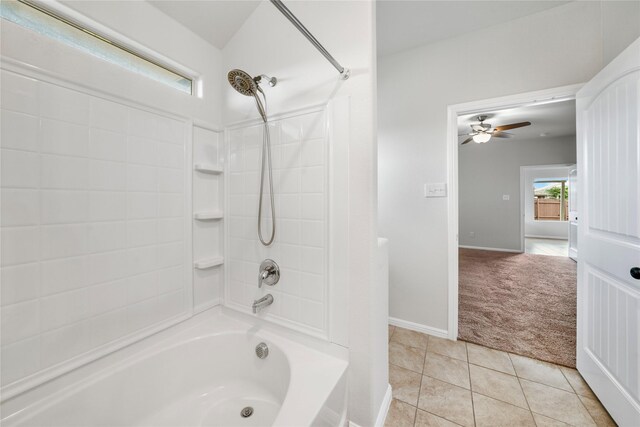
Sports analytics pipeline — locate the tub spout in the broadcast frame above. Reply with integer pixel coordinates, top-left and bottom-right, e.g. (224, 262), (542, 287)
(252, 294), (274, 314)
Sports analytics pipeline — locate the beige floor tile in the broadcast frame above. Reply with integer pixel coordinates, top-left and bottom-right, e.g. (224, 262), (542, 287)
(469, 364), (528, 409)
(415, 410), (462, 427)
(578, 394), (617, 427)
(385, 399), (416, 427)
(391, 327), (429, 350)
(472, 393), (536, 427)
(467, 342), (515, 375)
(560, 366), (596, 398)
(531, 413), (572, 426)
(424, 352), (470, 389)
(427, 336), (467, 361)
(390, 341), (425, 373)
(389, 364), (422, 406)
(509, 353), (572, 391)
(417, 376), (474, 427)
(389, 325), (396, 340)
(520, 378), (596, 426)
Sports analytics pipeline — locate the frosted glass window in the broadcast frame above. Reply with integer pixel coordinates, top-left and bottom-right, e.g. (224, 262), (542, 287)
(0, 0), (193, 94)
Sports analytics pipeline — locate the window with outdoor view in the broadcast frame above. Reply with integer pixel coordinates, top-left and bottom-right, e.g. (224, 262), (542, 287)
(533, 179), (569, 221)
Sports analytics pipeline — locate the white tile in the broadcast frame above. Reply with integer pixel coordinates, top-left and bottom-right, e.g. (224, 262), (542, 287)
(244, 146), (259, 171)
(1, 189), (39, 226)
(301, 166), (324, 193)
(300, 299), (323, 329)
(89, 160), (126, 191)
(277, 268), (300, 296)
(277, 167), (300, 193)
(158, 168), (183, 193)
(127, 246), (157, 276)
(90, 308), (127, 347)
(1, 226), (39, 266)
(127, 108), (161, 140)
(301, 246), (324, 275)
(41, 154), (88, 190)
(300, 139), (324, 167)
(277, 219), (300, 245)
(0, 263), (40, 306)
(279, 194), (300, 219)
(301, 194), (324, 220)
(301, 220), (324, 247)
(87, 251), (128, 285)
(41, 190), (88, 224)
(0, 300), (39, 344)
(155, 118), (184, 145)
(229, 173), (244, 195)
(1, 149), (40, 188)
(39, 83), (89, 125)
(1, 71), (38, 115)
(157, 142), (184, 169)
(157, 242), (183, 268)
(158, 194), (182, 218)
(89, 191), (126, 221)
(280, 244), (301, 270)
(157, 265), (184, 294)
(127, 219), (157, 248)
(41, 320), (92, 368)
(229, 151), (243, 172)
(89, 128), (126, 162)
(126, 297), (157, 332)
(41, 224), (87, 260)
(156, 290), (184, 320)
(127, 164), (157, 192)
(127, 271), (158, 304)
(281, 294), (301, 321)
(158, 218), (183, 243)
(127, 136), (157, 166)
(127, 193), (157, 219)
(299, 112), (325, 140)
(87, 279), (127, 316)
(41, 256), (87, 296)
(90, 98), (127, 133)
(300, 272), (324, 301)
(87, 222), (126, 253)
(40, 119), (89, 157)
(40, 288), (88, 331)
(1, 110), (39, 152)
(1, 336), (41, 385)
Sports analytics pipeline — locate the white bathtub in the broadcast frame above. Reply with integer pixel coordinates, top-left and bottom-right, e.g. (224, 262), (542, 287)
(0, 308), (348, 427)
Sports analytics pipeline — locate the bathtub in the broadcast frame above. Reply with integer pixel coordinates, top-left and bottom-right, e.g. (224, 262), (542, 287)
(0, 308), (348, 427)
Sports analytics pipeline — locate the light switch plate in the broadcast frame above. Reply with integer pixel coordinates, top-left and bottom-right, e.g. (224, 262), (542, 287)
(502, 194), (510, 201)
(424, 183), (447, 197)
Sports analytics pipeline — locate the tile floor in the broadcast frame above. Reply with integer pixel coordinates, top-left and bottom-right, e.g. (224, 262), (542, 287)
(524, 238), (570, 257)
(385, 325), (616, 427)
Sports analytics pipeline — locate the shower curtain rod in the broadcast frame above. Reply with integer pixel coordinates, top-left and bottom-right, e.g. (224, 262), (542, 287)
(270, 0), (350, 80)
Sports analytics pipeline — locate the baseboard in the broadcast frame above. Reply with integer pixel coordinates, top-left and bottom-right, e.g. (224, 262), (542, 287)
(525, 235), (569, 240)
(389, 317), (448, 339)
(348, 384), (392, 427)
(458, 245), (522, 253)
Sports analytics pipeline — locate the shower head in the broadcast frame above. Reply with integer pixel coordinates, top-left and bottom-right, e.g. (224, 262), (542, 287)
(228, 69), (268, 123)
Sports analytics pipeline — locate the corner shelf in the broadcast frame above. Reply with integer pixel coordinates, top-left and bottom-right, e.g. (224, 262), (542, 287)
(194, 163), (223, 174)
(194, 257), (224, 270)
(194, 210), (223, 220)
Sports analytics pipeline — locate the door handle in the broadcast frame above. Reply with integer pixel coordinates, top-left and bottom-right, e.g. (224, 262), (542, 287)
(631, 267), (640, 280)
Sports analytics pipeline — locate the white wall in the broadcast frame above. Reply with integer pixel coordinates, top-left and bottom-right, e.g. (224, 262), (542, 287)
(522, 165), (574, 240)
(222, 2), (382, 425)
(459, 136), (576, 251)
(378, 1), (640, 332)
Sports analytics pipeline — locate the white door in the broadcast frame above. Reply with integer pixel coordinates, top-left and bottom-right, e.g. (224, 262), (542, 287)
(576, 37), (640, 426)
(568, 167), (578, 261)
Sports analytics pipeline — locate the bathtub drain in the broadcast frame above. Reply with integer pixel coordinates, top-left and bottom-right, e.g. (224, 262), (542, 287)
(240, 407), (254, 418)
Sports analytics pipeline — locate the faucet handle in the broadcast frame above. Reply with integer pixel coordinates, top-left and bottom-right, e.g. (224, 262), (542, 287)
(258, 259), (280, 288)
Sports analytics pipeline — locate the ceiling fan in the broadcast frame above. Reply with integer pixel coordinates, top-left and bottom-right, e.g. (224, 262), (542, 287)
(460, 115), (531, 145)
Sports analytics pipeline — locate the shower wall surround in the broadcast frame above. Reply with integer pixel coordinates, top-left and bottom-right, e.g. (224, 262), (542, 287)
(226, 109), (328, 336)
(0, 70), (191, 393)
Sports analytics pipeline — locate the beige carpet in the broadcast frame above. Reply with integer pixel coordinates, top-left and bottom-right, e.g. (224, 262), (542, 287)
(458, 248), (577, 367)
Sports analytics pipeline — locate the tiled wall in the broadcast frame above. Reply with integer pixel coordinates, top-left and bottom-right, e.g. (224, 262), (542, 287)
(226, 109), (328, 336)
(0, 70), (190, 388)
(192, 126), (224, 310)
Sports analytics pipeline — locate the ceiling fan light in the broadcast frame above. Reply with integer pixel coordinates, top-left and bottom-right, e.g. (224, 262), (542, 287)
(473, 133), (491, 143)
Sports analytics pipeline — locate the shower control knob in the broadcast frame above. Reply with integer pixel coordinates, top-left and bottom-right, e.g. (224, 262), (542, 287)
(258, 259), (280, 288)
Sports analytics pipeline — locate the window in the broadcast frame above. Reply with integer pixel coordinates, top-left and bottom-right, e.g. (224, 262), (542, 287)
(533, 179), (568, 221)
(0, 0), (193, 94)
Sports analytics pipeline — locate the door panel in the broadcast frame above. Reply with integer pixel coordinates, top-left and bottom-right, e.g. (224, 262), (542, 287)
(577, 37), (640, 426)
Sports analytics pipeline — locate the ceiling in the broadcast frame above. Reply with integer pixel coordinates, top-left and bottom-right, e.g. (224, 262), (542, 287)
(149, 1), (260, 49)
(457, 100), (576, 144)
(377, 0), (570, 57)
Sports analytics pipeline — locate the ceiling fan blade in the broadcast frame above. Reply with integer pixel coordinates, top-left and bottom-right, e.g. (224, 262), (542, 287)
(492, 131), (513, 138)
(494, 121), (531, 131)
(460, 137), (474, 145)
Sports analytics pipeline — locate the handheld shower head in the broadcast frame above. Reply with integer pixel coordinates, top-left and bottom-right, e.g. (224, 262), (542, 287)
(228, 69), (268, 123)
